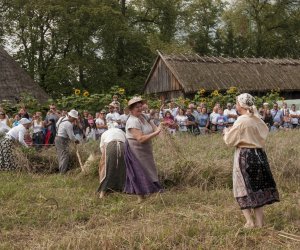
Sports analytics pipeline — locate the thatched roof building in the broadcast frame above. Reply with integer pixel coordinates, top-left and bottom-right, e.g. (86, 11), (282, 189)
(143, 51), (300, 99)
(0, 47), (49, 102)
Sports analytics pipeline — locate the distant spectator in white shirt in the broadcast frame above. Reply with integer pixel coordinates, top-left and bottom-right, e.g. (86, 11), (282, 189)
(106, 105), (121, 126)
(95, 110), (107, 137)
(0, 111), (11, 134)
(289, 104), (300, 129)
(224, 103), (238, 125)
(209, 106), (220, 132)
(119, 107), (129, 132)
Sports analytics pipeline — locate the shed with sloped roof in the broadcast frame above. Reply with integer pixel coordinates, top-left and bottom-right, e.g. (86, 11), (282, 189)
(143, 51), (300, 99)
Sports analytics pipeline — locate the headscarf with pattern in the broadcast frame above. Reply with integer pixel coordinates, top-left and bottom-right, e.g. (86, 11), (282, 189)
(237, 93), (260, 118)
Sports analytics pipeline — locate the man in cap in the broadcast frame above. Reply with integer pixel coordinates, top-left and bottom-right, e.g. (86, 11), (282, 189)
(55, 109), (80, 173)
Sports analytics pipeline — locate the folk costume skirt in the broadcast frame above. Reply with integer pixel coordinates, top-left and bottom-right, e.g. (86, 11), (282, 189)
(97, 141), (126, 193)
(124, 139), (162, 195)
(233, 148), (279, 210)
(0, 137), (18, 171)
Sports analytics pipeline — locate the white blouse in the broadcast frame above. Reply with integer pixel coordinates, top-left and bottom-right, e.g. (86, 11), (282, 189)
(126, 115), (153, 139)
(6, 124), (28, 147)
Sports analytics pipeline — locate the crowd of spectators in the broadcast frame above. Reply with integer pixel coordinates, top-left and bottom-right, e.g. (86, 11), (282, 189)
(1, 96), (300, 149)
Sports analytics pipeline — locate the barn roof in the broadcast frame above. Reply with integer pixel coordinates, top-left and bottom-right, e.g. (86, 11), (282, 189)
(0, 47), (49, 102)
(144, 51), (300, 94)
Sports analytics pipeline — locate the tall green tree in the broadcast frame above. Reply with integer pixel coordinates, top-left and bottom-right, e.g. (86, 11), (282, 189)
(182, 0), (225, 55)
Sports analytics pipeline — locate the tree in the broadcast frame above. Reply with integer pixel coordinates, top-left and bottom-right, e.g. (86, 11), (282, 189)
(222, 0), (300, 58)
(182, 0), (225, 55)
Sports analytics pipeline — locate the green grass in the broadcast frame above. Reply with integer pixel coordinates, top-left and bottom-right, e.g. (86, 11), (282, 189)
(0, 130), (299, 249)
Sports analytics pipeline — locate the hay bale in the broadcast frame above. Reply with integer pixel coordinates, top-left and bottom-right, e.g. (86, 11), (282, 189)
(13, 140), (101, 174)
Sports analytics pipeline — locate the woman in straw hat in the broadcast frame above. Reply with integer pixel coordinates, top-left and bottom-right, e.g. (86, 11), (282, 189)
(0, 118), (32, 170)
(125, 96), (162, 202)
(223, 93), (279, 228)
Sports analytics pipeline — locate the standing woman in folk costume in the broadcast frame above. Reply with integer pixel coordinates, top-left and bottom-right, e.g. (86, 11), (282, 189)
(223, 93), (279, 228)
(97, 123), (127, 198)
(124, 97), (162, 202)
(0, 118), (32, 171)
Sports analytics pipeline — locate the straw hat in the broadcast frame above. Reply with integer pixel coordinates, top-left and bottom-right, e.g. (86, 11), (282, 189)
(128, 96), (144, 107)
(68, 109), (79, 119)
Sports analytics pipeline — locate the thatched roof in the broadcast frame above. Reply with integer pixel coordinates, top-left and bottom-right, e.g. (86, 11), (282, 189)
(144, 51), (300, 95)
(0, 47), (49, 102)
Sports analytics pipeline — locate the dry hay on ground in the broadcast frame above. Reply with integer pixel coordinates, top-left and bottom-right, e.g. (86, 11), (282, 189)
(13, 141), (100, 174)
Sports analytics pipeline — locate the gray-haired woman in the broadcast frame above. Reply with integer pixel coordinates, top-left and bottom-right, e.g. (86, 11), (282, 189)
(223, 93), (279, 228)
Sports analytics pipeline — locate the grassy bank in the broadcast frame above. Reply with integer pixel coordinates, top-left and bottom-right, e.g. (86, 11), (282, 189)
(0, 131), (299, 249)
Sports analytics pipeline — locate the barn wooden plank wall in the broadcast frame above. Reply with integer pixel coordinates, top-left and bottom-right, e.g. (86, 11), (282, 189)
(144, 58), (183, 94)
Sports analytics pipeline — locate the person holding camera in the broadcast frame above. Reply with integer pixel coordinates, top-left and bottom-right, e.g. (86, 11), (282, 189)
(55, 110), (80, 173)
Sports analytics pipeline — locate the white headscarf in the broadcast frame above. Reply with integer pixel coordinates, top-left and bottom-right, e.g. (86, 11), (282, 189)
(19, 118), (31, 125)
(237, 93), (260, 118)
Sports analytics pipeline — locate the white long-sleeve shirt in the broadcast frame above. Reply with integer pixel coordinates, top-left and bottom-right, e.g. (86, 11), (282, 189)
(56, 117), (77, 141)
(6, 124), (28, 147)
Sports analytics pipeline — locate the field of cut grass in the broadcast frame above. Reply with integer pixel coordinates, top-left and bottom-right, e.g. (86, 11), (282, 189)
(0, 130), (299, 249)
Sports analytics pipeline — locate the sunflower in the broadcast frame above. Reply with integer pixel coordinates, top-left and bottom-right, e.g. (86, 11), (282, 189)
(226, 86), (237, 95)
(83, 91), (89, 97)
(118, 88), (125, 95)
(211, 90), (220, 97)
(198, 88), (206, 96)
(74, 89), (81, 95)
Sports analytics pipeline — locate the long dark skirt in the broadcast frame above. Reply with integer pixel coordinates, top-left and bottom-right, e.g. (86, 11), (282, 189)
(236, 148), (279, 210)
(124, 140), (162, 195)
(0, 137), (18, 171)
(97, 141), (126, 193)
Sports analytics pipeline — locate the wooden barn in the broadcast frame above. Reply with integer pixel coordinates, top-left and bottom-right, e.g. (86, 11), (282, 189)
(143, 51), (300, 99)
(0, 47), (49, 103)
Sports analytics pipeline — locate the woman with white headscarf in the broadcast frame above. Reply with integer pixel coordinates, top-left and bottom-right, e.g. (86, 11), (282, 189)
(97, 123), (126, 198)
(0, 118), (32, 170)
(223, 93), (279, 228)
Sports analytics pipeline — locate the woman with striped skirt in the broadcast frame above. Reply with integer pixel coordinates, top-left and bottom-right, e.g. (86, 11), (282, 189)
(223, 93), (279, 228)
